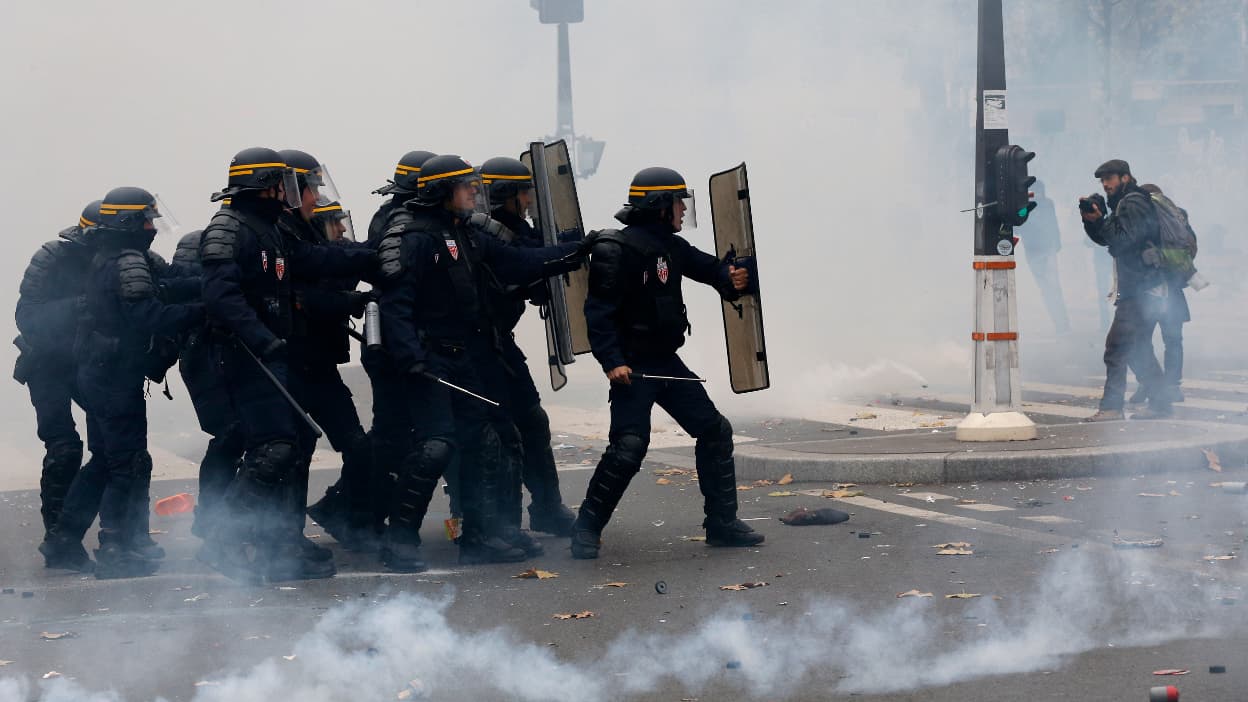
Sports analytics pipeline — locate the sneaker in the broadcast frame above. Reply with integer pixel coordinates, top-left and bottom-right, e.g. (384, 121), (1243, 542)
(528, 503), (576, 537)
(1082, 409), (1125, 422)
(704, 517), (766, 548)
(569, 528), (602, 560)
(38, 538), (95, 573)
(380, 540), (427, 573)
(1128, 388), (1149, 406)
(458, 535), (527, 565)
(501, 527), (544, 558)
(1131, 407), (1174, 420)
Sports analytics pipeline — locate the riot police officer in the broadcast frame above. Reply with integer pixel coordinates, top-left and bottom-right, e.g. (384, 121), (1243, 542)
(173, 227), (246, 544)
(277, 149), (376, 553)
(374, 154), (588, 572)
(199, 147), (376, 583)
(571, 167), (764, 559)
(20, 201), (99, 569)
(477, 156), (577, 537)
(51, 187), (205, 578)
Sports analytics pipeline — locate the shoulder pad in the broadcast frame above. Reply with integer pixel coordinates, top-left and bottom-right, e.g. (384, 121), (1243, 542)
(173, 230), (203, 266)
(19, 241), (69, 298)
(383, 208), (418, 237)
(201, 211), (241, 263)
(467, 212), (515, 243)
(117, 249), (155, 300)
(377, 235), (404, 280)
(147, 250), (169, 270)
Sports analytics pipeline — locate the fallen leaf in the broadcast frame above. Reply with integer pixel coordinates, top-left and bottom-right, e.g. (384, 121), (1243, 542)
(736, 485), (754, 491)
(767, 491), (798, 497)
(1153, 669), (1189, 676)
(823, 489), (865, 499)
(932, 542), (972, 549)
(1168, 490), (1182, 497)
(833, 483), (859, 489)
(855, 412), (878, 420)
(39, 632), (75, 641)
(797, 489), (829, 497)
(552, 611), (596, 620)
(1203, 555), (1236, 562)
(595, 582), (629, 588)
(654, 468), (691, 477)
(751, 479), (774, 488)
(896, 589), (933, 598)
(655, 478), (673, 485)
(1202, 449), (1223, 472)
(936, 549), (975, 556)
(683, 535), (707, 542)
(513, 568), (559, 580)
(944, 593), (982, 599)
(719, 582), (769, 591)
(955, 498), (979, 504)
(892, 482), (915, 488)
(42, 672), (61, 680)
(777, 473), (794, 485)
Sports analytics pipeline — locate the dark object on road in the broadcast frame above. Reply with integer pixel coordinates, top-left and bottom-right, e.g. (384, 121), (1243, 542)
(780, 508), (850, 526)
(1019, 498), (1050, 508)
(654, 581), (667, 595)
(1209, 665), (1226, 674)
(725, 660), (742, 670)
(1, 588), (13, 595)
(858, 532), (870, 539)
(21, 592), (34, 599)
(1149, 685), (1179, 701)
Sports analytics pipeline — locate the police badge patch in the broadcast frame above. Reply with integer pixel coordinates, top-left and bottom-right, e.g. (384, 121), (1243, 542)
(261, 251), (268, 272)
(446, 240), (459, 260)
(656, 257), (669, 284)
(275, 257), (286, 280)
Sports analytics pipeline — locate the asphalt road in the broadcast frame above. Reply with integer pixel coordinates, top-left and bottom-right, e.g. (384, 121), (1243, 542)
(1, 460), (1245, 702)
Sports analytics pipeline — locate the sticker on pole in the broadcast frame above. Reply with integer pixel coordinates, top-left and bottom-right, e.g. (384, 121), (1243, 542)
(983, 90), (1007, 130)
(996, 239), (1013, 256)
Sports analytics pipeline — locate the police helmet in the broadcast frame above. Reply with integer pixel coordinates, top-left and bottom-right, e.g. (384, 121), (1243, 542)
(311, 201), (354, 241)
(212, 147), (293, 203)
(97, 187), (161, 233)
(626, 167), (690, 210)
(79, 200), (103, 229)
(480, 156), (533, 205)
(414, 154), (479, 206)
(279, 149), (340, 206)
(375, 150), (436, 195)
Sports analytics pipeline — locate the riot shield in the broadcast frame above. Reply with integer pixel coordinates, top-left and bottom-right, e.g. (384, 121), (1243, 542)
(709, 163), (770, 393)
(525, 140), (591, 390)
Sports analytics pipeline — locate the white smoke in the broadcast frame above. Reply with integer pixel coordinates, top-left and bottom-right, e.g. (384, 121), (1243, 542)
(2, 549), (1238, 702)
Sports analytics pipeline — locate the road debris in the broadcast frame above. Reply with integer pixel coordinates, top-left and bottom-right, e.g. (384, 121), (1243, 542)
(41, 672), (61, 680)
(396, 679), (427, 699)
(725, 660), (742, 670)
(1202, 555), (1236, 562)
(0, 661), (12, 667)
(1112, 532), (1164, 549)
(777, 473), (794, 485)
(593, 582), (628, 589)
(896, 589), (933, 598)
(552, 611), (595, 620)
(282, 655), (297, 661)
(1138, 493), (1169, 498)
(655, 477), (673, 485)
(779, 507), (849, 526)
(944, 592), (981, 599)
(936, 548), (974, 556)
(184, 593), (211, 603)
(154, 492), (194, 516)
(513, 568), (559, 580)
(1152, 669), (1188, 676)
(1149, 685), (1180, 701)
(654, 581), (668, 594)
(39, 632), (75, 641)
(193, 681), (221, 688)
(1209, 665), (1226, 674)
(682, 535), (706, 542)
(768, 491), (798, 497)
(653, 468), (690, 477)
(720, 582), (769, 591)
(1202, 449), (1222, 472)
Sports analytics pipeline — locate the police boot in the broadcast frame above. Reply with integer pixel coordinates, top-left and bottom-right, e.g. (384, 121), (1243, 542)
(264, 535), (336, 583)
(458, 532), (527, 565)
(38, 534), (94, 573)
(39, 440), (83, 538)
(340, 513), (383, 553)
(703, 516), (765, 548)
(569, 524), (602, 560)
(515, 407), (576, 537)
(94, 529), (159, 580)
(528, 503), (576, 537)
(379, 529), (427, 573)
(569, 434), (647, 559)
(501, 526), (544, 558)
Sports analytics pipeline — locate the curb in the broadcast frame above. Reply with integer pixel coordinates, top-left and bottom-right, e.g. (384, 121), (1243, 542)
(731, 421), (1248, 484)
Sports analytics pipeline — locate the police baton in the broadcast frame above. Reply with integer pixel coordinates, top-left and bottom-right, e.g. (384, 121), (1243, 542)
(237, 340), (324, 439)
(420, 372), (501, 407)
(628, 373), (707, 383)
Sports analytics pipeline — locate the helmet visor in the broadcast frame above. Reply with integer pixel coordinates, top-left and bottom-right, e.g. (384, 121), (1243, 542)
(679, 188), (697, 230)
(315, 206), (355, 242)
(150, 194), (181, 236)
(280, 168), (302, 209)
(308, 164), (341, 207)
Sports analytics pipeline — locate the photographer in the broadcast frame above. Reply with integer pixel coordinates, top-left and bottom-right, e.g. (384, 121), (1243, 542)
(1079, 159), (1171, 421)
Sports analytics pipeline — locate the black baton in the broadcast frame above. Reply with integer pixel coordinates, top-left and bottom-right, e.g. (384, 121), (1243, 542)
(238, 340), (324, 438)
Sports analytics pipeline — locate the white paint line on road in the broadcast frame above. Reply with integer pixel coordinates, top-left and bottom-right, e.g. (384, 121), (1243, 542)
(956, 503), (1014, 512)
(1029, 381), (1248, 413)
(899, 492), (956, 502)
(1018, 515), (1078, 524)
(831, 496), (1243, 582)
(939, 392), (1094, 419)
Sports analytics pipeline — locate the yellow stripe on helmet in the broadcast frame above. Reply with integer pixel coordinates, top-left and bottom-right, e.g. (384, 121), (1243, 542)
(629, 183), (688, 192)
(229, 162), (287, 172)
(100, 203), (150, 211)
(416, 167), (476, 184)
(312, 204), (343, 214)
(480, 173), (532, 181)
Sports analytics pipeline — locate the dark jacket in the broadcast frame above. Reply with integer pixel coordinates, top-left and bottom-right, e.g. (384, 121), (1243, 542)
(279, 210), (367, 368)
(585, 223), (739, 371)
(1083, 183), (1164, 300)
(486, 208), (547, 333)
(15, 227), (95, 366)
(376, 205), (579, 373)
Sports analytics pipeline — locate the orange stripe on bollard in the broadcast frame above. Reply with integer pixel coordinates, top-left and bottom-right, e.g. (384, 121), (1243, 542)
(972, 261), (1016, 270)
(971, 332), (1018, 341)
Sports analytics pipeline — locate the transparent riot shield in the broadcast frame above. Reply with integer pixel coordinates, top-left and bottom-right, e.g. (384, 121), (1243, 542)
(525, 139), (593, 390)
(709, 163), (770, 393)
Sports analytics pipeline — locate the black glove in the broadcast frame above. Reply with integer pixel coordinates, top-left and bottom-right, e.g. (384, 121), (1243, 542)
(259, 337), (287, 362)
(408, 355), (452, 382)
(556, 227), (584, 244)
(575, 229), (601, 257)
(345, 291), (371, 318)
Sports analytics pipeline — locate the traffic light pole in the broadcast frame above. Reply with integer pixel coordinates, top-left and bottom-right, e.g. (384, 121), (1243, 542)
(956, 0), (1037, 442)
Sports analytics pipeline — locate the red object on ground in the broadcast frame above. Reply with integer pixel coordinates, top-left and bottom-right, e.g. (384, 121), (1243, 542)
(1149, 685), (1180, 701)
(154, 493), (195, 516)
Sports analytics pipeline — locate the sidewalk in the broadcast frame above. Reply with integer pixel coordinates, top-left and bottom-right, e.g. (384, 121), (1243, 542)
(728, 420), (1248, 484)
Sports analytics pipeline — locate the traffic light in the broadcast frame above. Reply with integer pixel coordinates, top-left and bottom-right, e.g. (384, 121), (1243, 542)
(994, 145), (1036, 227)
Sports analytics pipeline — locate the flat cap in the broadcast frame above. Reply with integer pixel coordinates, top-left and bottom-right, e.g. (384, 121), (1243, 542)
(1094, 159), (1131, 178)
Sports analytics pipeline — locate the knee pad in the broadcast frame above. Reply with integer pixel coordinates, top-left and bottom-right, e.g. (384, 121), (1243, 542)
(515, 405), (551, 437)
(418, 438), (454, 468)
(609, 433), (649, 472)
(695, 416), (734, 459)
(244, 440), (297, 486)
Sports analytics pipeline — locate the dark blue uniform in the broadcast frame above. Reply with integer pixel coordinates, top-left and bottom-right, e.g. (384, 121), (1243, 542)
(482, 208), (575, 535)
(375, 204), (578, 566)
(15, 227), (94, 538)
(56, 236), (203, 573)
(198, 195), (375, 580)
(576, 223), (744, 538)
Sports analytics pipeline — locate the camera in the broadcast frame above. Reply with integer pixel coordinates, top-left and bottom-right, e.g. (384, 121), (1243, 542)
(1079, 193), (1105, 214)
